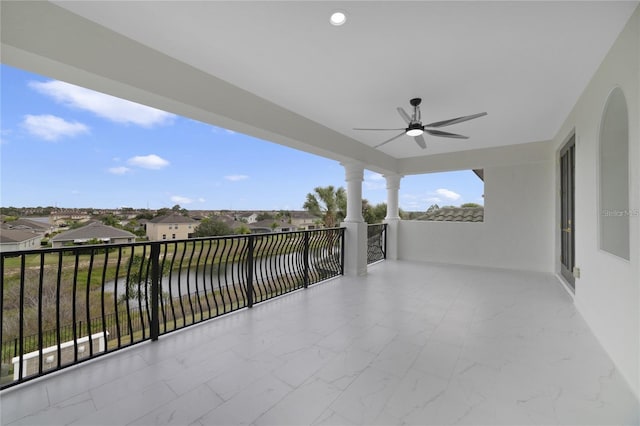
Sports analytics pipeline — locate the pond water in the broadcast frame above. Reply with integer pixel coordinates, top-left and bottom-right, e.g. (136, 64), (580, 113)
(103, 251), (307, 298)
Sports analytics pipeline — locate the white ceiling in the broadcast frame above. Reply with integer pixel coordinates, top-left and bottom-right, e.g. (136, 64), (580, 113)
(3, 1), (638, 168)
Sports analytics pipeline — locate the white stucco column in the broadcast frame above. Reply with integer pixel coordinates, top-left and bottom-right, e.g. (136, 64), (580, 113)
(384, 173), (402, 220)
(343, 162), (365, 223)
(383, 173), (403, 260)
(340, 161), (367, 276)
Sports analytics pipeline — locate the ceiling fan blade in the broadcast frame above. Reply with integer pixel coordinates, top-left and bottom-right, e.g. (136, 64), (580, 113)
(374, 132), (406, 148)
(353, 128), (406, 131)
(424, 112), (487, 128)
(414, 135), (427, 149)
(397, 107), (412, 124)
(425, 129), (469, 139)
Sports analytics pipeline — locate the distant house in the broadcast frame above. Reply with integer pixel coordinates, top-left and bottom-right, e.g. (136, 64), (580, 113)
(236, 212), (259, 224)
(0, 228), (44, 252)
(248, 219), (291, 233)
(290, 211), (321, 230)
(417, 207), (484, 223)
(51, 222), (136, 248)
(49, 210), (92, 226)
(146, 213), (197, 241)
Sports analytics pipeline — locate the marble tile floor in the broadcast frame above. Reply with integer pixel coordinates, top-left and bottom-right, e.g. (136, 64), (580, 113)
(1, 261), (638, 425)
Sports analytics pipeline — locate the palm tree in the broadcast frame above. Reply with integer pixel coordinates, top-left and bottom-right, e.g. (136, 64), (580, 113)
(303, 186), (346, 228)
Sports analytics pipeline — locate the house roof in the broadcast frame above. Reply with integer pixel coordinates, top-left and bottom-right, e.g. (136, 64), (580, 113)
(149, 213), (197, 224)
(290, 211), (320, 220)
(417, 207), (484, 223)
(249, 219), (288, 229)
(51, 222), (135, 242)
(0, 228), (42, 244)
(207, 215), (242, 229)
(7, 218), (51, 232)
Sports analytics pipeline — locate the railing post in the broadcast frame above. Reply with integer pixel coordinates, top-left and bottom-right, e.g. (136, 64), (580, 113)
(0, 256), (4, 365)
(340, 228), (345, 275)
(150, 242), (160, 341)
(247, 235), (254, 308)
(383, 224), (387, 259)
(303, 232), (310, 288)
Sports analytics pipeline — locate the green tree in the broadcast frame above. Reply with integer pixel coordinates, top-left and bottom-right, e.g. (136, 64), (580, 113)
(275, 210), (291, 222)
(370, 202), (387, 223)
(171, 204), (189, 216)
(362, 199), (375, 224)
(136, 210), (154, 220)
(120, 255), (170, 303)
(460, 203), (482, 208)
(426, 204), (440, 213)
(303, 186), (346, 228)
(124, 219), (146, 237)
(257, 212), (274, 221)
(235, 224), (251, 234)
(400, 209), (418, 220)
(0, 207), (21, 217)
(193, 218), (233, 237)
(155, 208), (170, 218)
(100, 213), (120, 227)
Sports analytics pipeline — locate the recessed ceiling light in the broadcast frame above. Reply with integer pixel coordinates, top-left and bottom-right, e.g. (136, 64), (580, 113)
(330, 11), (347, 26)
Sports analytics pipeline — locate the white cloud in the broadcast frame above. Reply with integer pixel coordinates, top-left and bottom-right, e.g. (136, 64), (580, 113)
(29, 80), (175, 127)
(224, 174), (249, 181)
(108, 166), (131, 175)
(171, 195), (194, 204)
(169, 195), (206, 204)
(364, 172), (385, 190)
(22, 114), (89, 141)
(426, 197), (442, 203)
(435, 188), (461, 201)
(127, 154), (169, 170)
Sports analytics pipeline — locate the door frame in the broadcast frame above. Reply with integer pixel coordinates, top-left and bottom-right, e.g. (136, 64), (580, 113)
(559, 134), (576, 291)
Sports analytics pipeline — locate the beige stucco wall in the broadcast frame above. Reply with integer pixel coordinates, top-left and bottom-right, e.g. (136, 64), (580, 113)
(146, 222), (196, 241)
(0, 235), (43, 252)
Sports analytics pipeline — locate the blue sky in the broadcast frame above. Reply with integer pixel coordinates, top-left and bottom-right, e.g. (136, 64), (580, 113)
(1, 64), (483, 211)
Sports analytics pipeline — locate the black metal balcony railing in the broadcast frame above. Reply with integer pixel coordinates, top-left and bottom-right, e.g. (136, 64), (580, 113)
(0, 228), (345, 389)
(367, 223), (387, 264)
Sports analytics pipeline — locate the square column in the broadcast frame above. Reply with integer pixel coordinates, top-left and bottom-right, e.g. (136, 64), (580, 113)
(340, 161), (367, 276)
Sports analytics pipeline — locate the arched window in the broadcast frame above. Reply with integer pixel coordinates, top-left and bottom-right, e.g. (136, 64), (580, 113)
(599, 87), (630, 260)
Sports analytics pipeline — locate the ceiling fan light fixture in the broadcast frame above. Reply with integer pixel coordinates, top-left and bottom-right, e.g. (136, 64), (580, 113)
(330, 11), (347, 26)
(406, 128), (424, 137)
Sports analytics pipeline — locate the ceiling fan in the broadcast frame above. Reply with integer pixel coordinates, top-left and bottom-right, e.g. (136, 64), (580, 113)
(354, 98), (487, 149)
